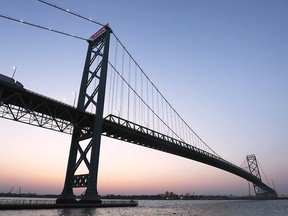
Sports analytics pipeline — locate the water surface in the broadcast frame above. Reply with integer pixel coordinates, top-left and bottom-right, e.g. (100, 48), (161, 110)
(0, 199), (287, 216)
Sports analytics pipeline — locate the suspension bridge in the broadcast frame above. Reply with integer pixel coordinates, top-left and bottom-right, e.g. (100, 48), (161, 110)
(0, 1), (277, 204)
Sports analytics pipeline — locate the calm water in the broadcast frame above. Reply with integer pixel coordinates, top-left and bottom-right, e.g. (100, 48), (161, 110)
(0, 199), (287, 216)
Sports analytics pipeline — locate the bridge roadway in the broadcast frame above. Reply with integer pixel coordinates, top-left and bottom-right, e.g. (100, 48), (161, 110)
(0, 81), (277, 196)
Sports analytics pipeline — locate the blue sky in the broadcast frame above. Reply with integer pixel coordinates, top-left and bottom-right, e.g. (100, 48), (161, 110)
(0, 0), (287, 196)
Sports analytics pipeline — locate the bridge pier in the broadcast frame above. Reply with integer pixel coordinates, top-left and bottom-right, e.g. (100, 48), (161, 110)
(56, 194), (77, 204)
(80, 192), (101, 204)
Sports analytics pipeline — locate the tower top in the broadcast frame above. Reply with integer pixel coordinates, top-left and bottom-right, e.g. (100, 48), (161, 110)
(88, 24), (110, 42)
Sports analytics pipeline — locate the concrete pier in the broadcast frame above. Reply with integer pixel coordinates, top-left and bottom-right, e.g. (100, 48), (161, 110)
(0, 199), (138, 210)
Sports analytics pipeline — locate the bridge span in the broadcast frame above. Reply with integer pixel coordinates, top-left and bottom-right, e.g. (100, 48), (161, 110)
(0, 20), (279, 203)
(0, 79), (277, 198)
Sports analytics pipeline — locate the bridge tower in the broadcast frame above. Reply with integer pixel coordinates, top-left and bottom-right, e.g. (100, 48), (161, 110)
(246, 154), (270, 198)
(57, 25), (111, 204)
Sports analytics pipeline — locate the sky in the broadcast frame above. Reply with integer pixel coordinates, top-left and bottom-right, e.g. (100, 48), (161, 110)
(0, 0), (287, 196)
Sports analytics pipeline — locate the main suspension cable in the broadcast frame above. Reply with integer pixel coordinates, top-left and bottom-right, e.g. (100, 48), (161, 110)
(258, 161), (272, 187)
(37, 0), (105, 27)
(0, 14), (87, 41)
(239, 158), (247, 168)
(108, 61), (184, 142)
(111, 32), (220, 157)
(36, 0), (220, 157)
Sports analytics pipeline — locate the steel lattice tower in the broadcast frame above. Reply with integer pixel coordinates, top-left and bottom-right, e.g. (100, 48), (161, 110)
(246, 154), (269, 197)
(57, 26), (111, 203)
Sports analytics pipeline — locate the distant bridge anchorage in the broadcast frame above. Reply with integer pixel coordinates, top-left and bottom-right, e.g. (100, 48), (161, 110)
(0, 24), (277, 203)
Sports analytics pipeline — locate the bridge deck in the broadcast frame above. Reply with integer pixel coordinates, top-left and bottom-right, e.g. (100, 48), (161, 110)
(102, 115), (276, 196)
(0, 81), (277, 197)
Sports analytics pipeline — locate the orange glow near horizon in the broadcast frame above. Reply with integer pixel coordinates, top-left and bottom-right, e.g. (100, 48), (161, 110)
(0, 125), (248, 195)
(0, 120), (286, 196)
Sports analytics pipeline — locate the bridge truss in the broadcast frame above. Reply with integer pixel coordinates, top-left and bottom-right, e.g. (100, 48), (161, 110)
(0, 82), (277, 199)
(0, 83), (93, 134)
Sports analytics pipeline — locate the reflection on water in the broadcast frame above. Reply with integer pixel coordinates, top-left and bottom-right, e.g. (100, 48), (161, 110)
(0, 199), (288, 216)
(58, 208), (96, 216)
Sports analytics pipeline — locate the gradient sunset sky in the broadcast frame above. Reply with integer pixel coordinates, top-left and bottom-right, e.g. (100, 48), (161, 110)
(0, 0), (287, 196)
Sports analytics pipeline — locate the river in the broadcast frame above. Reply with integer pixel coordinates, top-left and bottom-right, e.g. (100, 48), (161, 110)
(0, 199), (287, 216)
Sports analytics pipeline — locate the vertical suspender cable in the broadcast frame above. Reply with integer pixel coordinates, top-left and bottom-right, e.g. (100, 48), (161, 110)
(37, 0), (222, 156)
(146, 78), (149, 127)
(152, 86), (155, 130)
(12, 0), (225, 157)
(111, 40), (118, 115)
(140, 70), (144, 125)
(134, 64), (137, 122)
(120, 48), (125, 117)
(127, 57), (131, 120)
(156, 91), (159, 131)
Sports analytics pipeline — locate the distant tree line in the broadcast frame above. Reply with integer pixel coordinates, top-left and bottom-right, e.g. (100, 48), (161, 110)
(2, 191), (285, 200)
(100, 191), (254, 200)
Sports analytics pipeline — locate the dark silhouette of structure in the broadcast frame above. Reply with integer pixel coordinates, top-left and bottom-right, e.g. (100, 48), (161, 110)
(0, 26), (277, 203)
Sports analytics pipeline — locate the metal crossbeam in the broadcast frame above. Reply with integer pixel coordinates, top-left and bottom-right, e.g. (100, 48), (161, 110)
(73, 174), (89, 187)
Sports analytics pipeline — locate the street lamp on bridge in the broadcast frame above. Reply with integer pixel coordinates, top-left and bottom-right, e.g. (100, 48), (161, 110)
(11, 66), (17, 80)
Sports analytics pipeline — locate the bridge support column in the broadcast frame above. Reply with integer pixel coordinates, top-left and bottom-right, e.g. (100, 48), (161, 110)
(57, 26), (111, 204)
